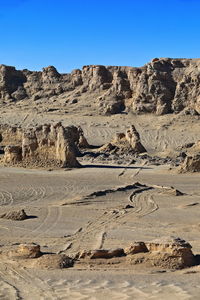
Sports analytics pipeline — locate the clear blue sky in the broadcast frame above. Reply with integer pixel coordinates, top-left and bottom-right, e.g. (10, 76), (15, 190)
(0, 0), (199, 73)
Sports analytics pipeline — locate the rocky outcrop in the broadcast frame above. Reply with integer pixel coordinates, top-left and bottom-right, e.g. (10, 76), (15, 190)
(75, 237), (195, 269)
(0, 124), (22, 146)
(0, 58), (200, 115)
(98, 125), (146, 154)
(2, 123), (88, 168)
(128, 237), (195, 269)
(179, 154), (200, 172)
(178, 140), (200, 172)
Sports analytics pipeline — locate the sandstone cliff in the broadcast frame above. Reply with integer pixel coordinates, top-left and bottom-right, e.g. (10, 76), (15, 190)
(0, 58), (200, 115)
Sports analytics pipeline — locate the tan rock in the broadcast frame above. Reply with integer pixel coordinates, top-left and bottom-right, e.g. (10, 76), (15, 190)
(78, 248), (125, 259)
(4, 145), (22, 163)
(179, 154), (200, 173)
(3, 123), (85, 168)
(9, 243), (42, 259)
(1, 59), (200, 115)
(98, 125), (146, 155)
(0, 209), (28, 221)
(146, 236), (195, 269)
(124, 242), (148, 255)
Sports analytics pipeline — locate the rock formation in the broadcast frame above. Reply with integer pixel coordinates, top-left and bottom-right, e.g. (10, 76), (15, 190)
(98, 125), (146, 154)
(0, 209), (28, 221)
(1, 58), (200, 115)
(9, 243), (42, 259)
(76, 237), (196, 269)
(4, 145), (22, 163)
(2, 123), (88, 168)
(7, 244), (74, 269)
(127, 236), (195, 269)
(178, 140), (200, 172)
(78, 248), (125, 259)
(180, 154), (200, 172)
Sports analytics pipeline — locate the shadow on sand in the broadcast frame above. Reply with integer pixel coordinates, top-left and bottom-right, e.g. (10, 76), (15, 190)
(83, 164), (152, 170)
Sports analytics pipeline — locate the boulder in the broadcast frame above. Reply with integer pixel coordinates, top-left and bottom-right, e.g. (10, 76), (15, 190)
(9, 243), (42, 259)
(145, 236), (195, 269)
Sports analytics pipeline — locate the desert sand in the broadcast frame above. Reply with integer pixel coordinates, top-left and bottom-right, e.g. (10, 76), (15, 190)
(0, 60), (200, 299)
(0, 110), (199, 299)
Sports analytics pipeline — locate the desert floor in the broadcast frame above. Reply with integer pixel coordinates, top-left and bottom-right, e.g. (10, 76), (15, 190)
(0, 109), (200, 299)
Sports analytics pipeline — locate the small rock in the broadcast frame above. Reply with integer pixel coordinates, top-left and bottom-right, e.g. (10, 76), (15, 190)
(0, 209), (28, 221)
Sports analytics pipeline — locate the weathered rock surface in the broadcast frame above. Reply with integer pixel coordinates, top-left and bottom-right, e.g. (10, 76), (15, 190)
(0, 209), (28, 221)
(145, 236), (195, 269)
(2, 123), (88, 168)
(4, 145), (22, 163)
(179, 154), (200, 172)
(98, 125), (146, 154)
(1, 58), (200, 115)
(9, 243), (42, 259)
(178, 140), (200, 172)
(78, 248), (125, 259)
(124, 242), (148, 255)
(127, 237), (195, 269)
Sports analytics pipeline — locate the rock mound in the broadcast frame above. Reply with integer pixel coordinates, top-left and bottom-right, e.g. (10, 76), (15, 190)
(128, 236), (195, 269)
(76, 237), (195, 269)
(33, 254), (74, 269)
(0, 209), (28, 221)
(98, 125), (146, 154)
(179, 154), (200, 173)
(9, 243), (42, 259)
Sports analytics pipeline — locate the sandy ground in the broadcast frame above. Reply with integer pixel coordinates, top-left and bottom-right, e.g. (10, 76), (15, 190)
(0, 108), (200, 299)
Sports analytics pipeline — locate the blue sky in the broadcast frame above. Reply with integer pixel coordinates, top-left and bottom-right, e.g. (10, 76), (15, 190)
(0, 0), (199, 72)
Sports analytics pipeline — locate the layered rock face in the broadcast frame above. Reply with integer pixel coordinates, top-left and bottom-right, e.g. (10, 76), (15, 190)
(3, 123), (86, 168)
(0, 58), (200, 115)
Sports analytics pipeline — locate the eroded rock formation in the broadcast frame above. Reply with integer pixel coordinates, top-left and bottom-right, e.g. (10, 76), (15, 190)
(2, 123), (88, 168)
(1, 58), (200, 115)
(178, 140), (200, 172)
(180, 154), (200, 172)
(76, 237), (195, 269)
(98, 125), (146, 154)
